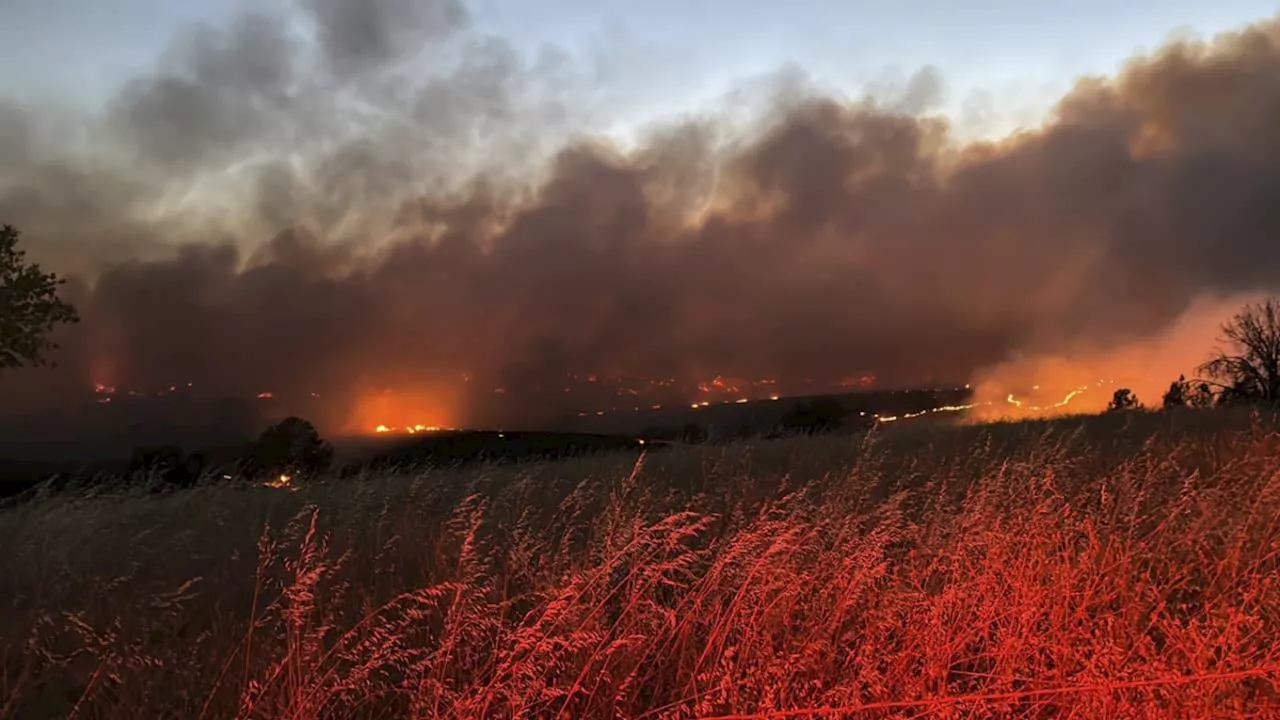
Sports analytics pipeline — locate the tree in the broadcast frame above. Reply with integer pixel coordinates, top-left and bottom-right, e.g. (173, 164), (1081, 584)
(1187, 381), (1216, 408)
(1163, 375), (1218, 409)
(1199, 299), (1280, 404)
(0, 225), (79, 369)
(1106, 388), (1139, 412)
(127, 446), (206, 489)
(679, 423), (708, 444)
(777, 398), (848, 435)
(1162, 375), (1188, 408)
(249, 416), (334, 481)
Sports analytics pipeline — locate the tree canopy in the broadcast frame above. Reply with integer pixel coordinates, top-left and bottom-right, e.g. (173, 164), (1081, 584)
(1106, 388), (1139, 412)
(0, 224), (79, 370)
(249, 416), (334, 481)
(1198, 299), (1280, 404)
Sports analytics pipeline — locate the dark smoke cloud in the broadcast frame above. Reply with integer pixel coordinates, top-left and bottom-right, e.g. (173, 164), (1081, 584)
(107, 10), (301, 175)
(4, 5), (1280, 434)
(306, 0), (468, 77)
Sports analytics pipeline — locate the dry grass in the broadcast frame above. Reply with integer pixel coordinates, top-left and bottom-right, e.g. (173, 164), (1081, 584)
(3, 410), (1280, 718)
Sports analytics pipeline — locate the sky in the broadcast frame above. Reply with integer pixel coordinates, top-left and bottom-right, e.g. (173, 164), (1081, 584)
(4, 0), (1278, 138)
(5, 0), (1280, 435)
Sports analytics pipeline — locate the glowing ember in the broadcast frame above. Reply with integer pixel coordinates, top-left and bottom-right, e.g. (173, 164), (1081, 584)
(264, 474), (297, 491)
(870, 381), (1108, 424)
(1003, 385), (1091, 413)
(374, 424), (451, 435)
(876, 403), (982, 423)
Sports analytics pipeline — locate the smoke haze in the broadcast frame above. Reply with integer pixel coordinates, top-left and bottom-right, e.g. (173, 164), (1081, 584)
(4, 3), (1280, 433)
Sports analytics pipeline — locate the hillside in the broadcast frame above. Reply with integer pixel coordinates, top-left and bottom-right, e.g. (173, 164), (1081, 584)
(3, 408), (1279, 717)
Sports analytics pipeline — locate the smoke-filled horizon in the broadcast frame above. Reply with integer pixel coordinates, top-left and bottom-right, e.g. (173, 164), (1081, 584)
(5, 2), (1280, 432)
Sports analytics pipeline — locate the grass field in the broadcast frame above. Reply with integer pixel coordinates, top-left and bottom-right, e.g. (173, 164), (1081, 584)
(3, 409), (1280, 718)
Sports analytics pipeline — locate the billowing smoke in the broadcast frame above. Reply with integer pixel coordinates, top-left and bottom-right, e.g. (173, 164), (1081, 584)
(4, 3), (1280, 434)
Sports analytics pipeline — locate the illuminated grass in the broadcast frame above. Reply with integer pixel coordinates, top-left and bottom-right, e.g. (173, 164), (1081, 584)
(2, 410), (1279, 718)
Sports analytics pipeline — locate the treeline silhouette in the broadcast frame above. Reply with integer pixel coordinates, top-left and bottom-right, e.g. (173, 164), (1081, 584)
(3, 398), (877, 501)
(1, 416), (333, 500)
(123, 415), (334, 489)
(639, 397), (874, 445)
(1106, 299), (1280, 413)
(350, 431), (653, 476)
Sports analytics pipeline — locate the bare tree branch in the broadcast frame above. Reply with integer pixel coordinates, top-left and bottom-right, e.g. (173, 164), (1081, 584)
(1196, 299), (1280, 404)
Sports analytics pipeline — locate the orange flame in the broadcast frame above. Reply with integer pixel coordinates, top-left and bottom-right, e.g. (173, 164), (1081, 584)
(348, 386), (458, 436)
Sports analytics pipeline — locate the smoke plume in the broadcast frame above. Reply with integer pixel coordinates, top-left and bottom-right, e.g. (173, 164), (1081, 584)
(4, 4), (1280, 434)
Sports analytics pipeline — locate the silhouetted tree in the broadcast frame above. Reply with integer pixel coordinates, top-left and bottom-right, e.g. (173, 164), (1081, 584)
(250, 416), (333, 481)
(1188, 381), (1216, 408)
(1199, 299), (1280, 404)
(1162, 375), (1189, 408)
(777, 398), (847, 435)
(128, 446), (206, 489)
(0, 224), (79, 370)
(1106, 388), (1139, 412)
(679, 423), (708, 444)
(1216, 383), (1255, 407)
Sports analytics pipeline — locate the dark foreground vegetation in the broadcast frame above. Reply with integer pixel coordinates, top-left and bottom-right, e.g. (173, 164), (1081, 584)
(0, 396), (864, 501)
(3, 408), (1280, 718)
(0, 426), (667, 502)
(351, 430), (654, 474)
